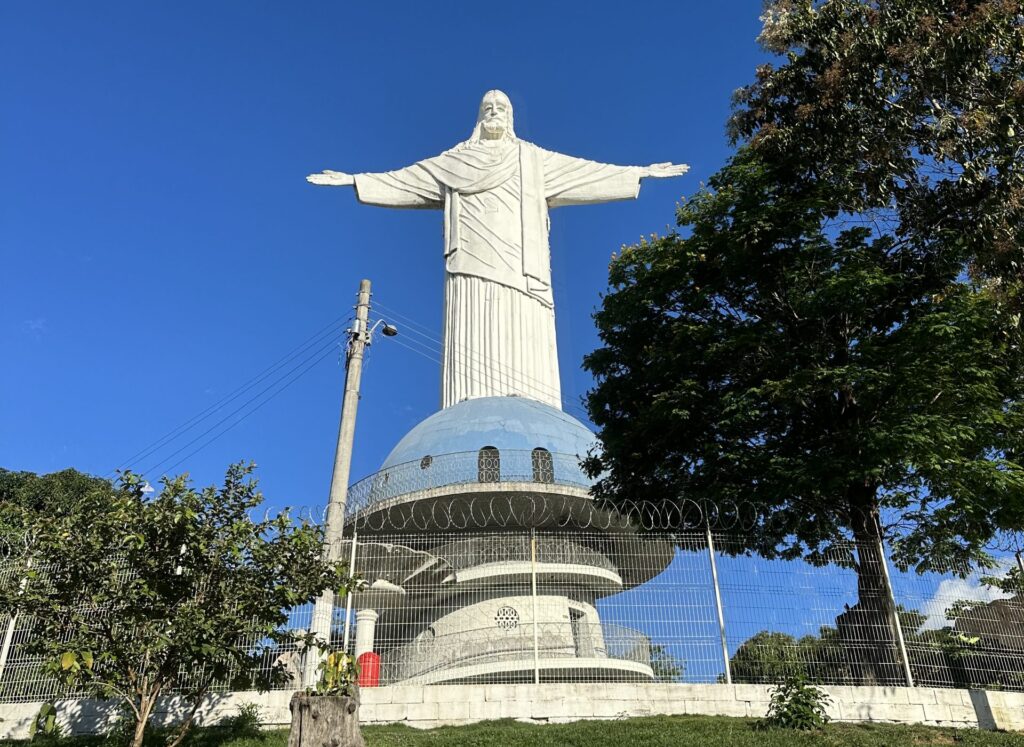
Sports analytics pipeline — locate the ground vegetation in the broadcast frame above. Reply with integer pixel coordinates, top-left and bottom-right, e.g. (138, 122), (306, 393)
(0, 464), (351, 747)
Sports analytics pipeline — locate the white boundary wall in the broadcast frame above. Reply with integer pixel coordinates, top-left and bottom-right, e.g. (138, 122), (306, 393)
(2, 683), (1022, 739)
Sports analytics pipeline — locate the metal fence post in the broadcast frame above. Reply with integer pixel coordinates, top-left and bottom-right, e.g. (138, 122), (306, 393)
(342, 531), (359, 654)
(0, 559), (31, 689)
(530, 528), (540, 685)
(877, 533), (914, 687)
(0, 614), (17, 689)
(705, 524), (732, 685)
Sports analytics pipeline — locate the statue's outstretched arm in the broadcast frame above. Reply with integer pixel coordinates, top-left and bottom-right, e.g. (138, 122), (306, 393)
(306, 164), (442, 209)
(542, 147), (690, 207)
(307, 170), (355, 186)
(641, 162), (690, 179)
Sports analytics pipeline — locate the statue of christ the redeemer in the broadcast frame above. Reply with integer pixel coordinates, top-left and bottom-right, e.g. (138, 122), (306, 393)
(308, 90), (687, 411)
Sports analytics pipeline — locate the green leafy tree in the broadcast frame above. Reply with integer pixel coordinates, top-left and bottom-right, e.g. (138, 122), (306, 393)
(585, 0), (1023, 682)
(729, 632), (808, 683)
(649, 644), (686, 682)
(0, 468), (113, 548)
(730, 615), (925, 685)
(980, 565), (1024, 596)
(0, 463), (351, 747)
(0, 468), (116, 702)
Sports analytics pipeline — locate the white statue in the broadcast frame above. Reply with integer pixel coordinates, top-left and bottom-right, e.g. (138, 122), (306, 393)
(308, 90), (687, 410)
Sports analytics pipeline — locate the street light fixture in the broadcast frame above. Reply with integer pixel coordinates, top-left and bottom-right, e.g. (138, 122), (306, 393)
(368, 319), (399, 340)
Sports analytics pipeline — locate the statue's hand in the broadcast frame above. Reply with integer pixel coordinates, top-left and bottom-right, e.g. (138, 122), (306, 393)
(644, 162), (690, 179)
(306, 170), (355, 186)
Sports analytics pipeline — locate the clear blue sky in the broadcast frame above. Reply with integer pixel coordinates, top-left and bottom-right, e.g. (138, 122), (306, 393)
(3, 4), (997, 670)
(1, 2), (769, 510)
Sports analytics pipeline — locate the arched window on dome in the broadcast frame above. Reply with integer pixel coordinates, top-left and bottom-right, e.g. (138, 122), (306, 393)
(478, 446), (500, 483)
(532, 448), (554, 484)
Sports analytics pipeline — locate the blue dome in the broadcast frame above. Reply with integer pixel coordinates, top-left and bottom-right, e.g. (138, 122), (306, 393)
(344, 397), (599, 515)
(382, 396), (598, 468)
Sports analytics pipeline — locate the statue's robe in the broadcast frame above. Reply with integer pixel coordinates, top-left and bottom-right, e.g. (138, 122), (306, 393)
(354, 139), (642, 410)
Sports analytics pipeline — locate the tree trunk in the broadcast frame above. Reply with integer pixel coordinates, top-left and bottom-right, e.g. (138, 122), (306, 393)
(132, 690), (158, 747)
(288, 690), (365, 747)
(835, 500), (904, 685)
(166, 689), (207, 747)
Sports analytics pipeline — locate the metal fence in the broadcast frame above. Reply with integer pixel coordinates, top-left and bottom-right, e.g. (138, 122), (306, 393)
(2, 497), (1023, 703)
(345, 449), (592, 516)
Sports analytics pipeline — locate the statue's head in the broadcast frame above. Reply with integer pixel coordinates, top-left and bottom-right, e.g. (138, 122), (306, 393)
(471, 90), (516, 142)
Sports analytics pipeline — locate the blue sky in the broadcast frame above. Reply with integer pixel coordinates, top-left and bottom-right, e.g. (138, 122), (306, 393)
(1, 2), (769, 508)
(5, 3), (1011, 674)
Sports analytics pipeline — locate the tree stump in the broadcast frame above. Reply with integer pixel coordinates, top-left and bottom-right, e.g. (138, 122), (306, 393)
(287, 688), (365, 747)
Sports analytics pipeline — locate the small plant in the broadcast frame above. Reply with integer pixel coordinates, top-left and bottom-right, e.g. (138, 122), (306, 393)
(758, 675), (832, 730)
(102, 712), (136, 747)
(313, 650), (359, 696)
(219, 701), (264, 736)
(102, 707), (176, 747)
(29, 702), (63, 741)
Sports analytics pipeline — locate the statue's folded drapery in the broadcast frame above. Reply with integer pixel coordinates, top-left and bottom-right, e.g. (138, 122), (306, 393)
(353, 140), (643, 409)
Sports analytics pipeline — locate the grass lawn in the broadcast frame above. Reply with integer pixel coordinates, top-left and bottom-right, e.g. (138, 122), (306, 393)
(6, 716), (1024, 746)
(365, 717), (1024, 746)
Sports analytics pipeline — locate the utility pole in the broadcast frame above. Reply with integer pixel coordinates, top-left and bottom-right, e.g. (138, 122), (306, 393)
(304, 278), (372, 687)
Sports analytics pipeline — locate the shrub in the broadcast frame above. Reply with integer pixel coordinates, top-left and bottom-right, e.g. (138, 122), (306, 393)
(758, 675), (832, 730)
(29, 703), (63, 740)
(218, 702), (265, 736)
(314, 651), (359, 696)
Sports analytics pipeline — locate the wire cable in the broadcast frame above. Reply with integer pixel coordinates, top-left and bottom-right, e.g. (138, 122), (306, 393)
(373, 298), (592, 422)
(151, 342), (341, 478)
(374, 307), (573, 405)
(108, 314), (351, 477)
(138, 334), (345, 478)
(373, 298), (589, 408)
(381, 328), (593, 425)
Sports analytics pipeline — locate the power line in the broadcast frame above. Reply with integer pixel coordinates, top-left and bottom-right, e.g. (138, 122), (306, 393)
(110, 313), (351, 478)
(384, 329), (582, 413)
(373, 298), (589, 408)
(372, 301), (566, 396)
(114, 293), (596, 480)
(373, 298), (593, 423)
(380, 321), (593, 425)
(141, 338), (342, 478)
(372, 300), (444, 344)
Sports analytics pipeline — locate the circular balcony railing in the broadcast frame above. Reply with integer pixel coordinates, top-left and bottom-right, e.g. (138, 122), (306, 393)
(430, 535), (617, 573)
(346, 449), (594, 515)
(378, 622), (651, 685)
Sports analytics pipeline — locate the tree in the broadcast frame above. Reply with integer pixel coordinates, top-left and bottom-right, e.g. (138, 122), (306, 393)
(649, 644), (685, 682)
(0, 463), (351, 747)
(729, 615), (920, 685)
(0, 468), (112, 548)
(729, 632), (808, 683)
(0, 468), (117, 702)
(585, 0), (1024, 682)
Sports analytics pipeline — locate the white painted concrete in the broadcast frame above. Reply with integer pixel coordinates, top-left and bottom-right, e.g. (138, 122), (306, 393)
(455, 561), (622, 590)
(307, 90), (687, 409)
(402, 657), (654, 686)
(354, 609), (378, 659)
(4, 683), (1022, 739)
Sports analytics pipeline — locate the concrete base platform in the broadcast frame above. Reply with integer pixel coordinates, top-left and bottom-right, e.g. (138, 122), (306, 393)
(2, 682), (1022, 739)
